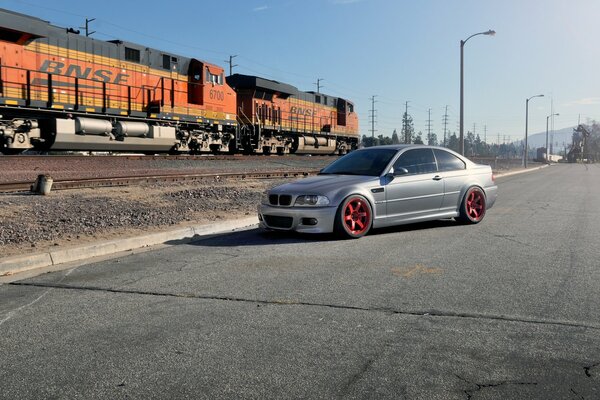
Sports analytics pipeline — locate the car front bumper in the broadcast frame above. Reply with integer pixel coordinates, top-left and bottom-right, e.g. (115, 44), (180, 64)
(258, 204), (337, 234)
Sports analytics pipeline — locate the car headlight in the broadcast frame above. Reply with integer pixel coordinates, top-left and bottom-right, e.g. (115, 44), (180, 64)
(294, 195), (330, 207)
(261, 191), (270, 205)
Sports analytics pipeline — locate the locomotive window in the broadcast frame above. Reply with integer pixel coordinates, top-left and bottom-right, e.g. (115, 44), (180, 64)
(315, 95), (321, 104)
(205, 69), (223, 85)
(348, 104), (354, 113)
(0, 27), (24, 43)
(323, 96), (328, 106)
(162, 54), (170, 69)
(125, 47), (140, 63)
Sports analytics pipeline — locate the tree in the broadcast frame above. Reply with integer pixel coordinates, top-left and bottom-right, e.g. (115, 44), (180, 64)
(401, 112), (414, 144)
(361, 135), (379, 148)
(391, 129), (400, 144)
(447, 132), (459, 152)
(427, 132), (438, 146)
(378, 135), (393, 145)
(414, 131), (424, 144)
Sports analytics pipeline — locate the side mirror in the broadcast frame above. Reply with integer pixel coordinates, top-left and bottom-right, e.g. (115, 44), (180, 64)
(394, 167), (409, 176)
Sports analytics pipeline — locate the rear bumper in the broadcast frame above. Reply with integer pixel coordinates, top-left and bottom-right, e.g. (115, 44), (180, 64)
(486, 185), (498, 209)
(258, 204), (337, 233)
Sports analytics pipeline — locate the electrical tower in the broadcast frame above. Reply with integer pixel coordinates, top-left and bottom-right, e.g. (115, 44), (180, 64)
(426, 108), (432, 145)
(369, 95), (378, 140)
(442, 105), (449, 147)
(403, 101), (410, 143)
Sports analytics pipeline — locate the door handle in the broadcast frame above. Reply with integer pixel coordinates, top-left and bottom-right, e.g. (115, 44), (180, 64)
(432, 175), (443, 181)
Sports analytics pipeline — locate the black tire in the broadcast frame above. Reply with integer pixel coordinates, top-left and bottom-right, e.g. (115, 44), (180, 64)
(334, 195), (373, 238)
(456, 186), (486, 224)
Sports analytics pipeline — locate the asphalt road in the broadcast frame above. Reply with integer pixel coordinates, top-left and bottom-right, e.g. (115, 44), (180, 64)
(1, 163), (599, 399)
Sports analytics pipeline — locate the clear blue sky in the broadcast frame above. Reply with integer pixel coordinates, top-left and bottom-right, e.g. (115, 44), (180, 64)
(2, 0), (599, 143)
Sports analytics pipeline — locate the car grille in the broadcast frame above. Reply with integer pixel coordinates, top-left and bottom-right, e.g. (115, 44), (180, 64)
(263, 215), (294, 229)
(269, 194), (292, 206)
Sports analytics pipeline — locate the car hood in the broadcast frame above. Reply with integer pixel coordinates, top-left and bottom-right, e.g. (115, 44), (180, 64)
(270, 174), (379, 195)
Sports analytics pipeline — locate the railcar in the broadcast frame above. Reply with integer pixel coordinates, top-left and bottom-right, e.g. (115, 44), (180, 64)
(227, 74), (358, 155)
(0, 8), (358, 155)
(0, 8), (237, 154)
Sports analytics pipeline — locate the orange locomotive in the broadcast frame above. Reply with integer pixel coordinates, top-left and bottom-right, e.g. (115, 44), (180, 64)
(227, 74), (358, 155)
(0, 8), (358, 155)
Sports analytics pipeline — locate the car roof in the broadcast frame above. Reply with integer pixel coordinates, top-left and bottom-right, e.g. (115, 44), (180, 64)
(358, 144), (475, 165)
(360, 144), (444, 151)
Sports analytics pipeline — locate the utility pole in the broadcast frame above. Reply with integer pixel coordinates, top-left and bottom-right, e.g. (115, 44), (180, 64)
(427, 108), (432, 145)
(314, 78), (324, 93)
(403, 101), (410, 143)
(225, 55), (238, 76)
(442, 105), (449, 147)
(369, 95), (377, 140)
(80, 17), (96, 37)
(484, 125), (487, 144)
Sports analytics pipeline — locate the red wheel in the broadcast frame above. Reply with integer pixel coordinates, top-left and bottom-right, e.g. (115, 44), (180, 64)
(335, 195), (373, 238)
(457, 187), (486, 224)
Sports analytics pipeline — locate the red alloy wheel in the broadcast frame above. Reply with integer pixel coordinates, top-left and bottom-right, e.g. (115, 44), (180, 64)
(343, 197), (371, 235)
(465, 189), (485, 222)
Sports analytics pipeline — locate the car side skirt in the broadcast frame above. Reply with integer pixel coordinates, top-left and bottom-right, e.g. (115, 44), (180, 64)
(373, 210), (459, 229)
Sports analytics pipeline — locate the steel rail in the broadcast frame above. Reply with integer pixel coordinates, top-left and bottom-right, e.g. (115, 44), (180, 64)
(0, 154), (255, 161)
(0, 170), (319, 193)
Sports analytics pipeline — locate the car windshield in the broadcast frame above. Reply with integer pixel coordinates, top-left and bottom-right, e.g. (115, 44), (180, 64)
(319, 148), (398, 176)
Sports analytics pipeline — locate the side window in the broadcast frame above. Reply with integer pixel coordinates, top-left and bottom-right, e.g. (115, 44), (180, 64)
(393, 149), (437, 175)
(434, 149), (466, 171)
(125, 47), (140, 63)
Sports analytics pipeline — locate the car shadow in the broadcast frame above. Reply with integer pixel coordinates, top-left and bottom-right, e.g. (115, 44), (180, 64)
(171, 218), (460, 248)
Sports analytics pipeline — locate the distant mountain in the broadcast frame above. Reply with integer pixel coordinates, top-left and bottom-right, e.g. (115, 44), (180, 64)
(516, 126), (575, 154)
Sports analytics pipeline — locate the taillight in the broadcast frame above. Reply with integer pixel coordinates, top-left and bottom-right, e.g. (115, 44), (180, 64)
(491, 174), (496, 182)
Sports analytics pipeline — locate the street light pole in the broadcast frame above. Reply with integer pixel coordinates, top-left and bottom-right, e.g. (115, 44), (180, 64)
(524, 94), (544, 168)
(459, 29), (495, 156)
(546, 113), (559, 163)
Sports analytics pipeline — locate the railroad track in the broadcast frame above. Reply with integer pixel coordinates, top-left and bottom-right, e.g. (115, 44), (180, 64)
(0, 154), (258, 161)
(0, 153), (333, 161)
(0, 170), (319, 193)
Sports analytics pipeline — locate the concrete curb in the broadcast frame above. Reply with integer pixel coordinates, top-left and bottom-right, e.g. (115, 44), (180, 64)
(494, 164), (549, 178)
(0, 216), (259, 277)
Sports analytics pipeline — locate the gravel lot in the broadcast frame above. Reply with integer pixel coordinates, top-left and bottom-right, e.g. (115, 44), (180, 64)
(0, 178), (290, 258)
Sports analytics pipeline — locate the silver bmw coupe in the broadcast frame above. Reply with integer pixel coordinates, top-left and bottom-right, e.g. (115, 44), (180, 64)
(259, 145), (498, 238)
